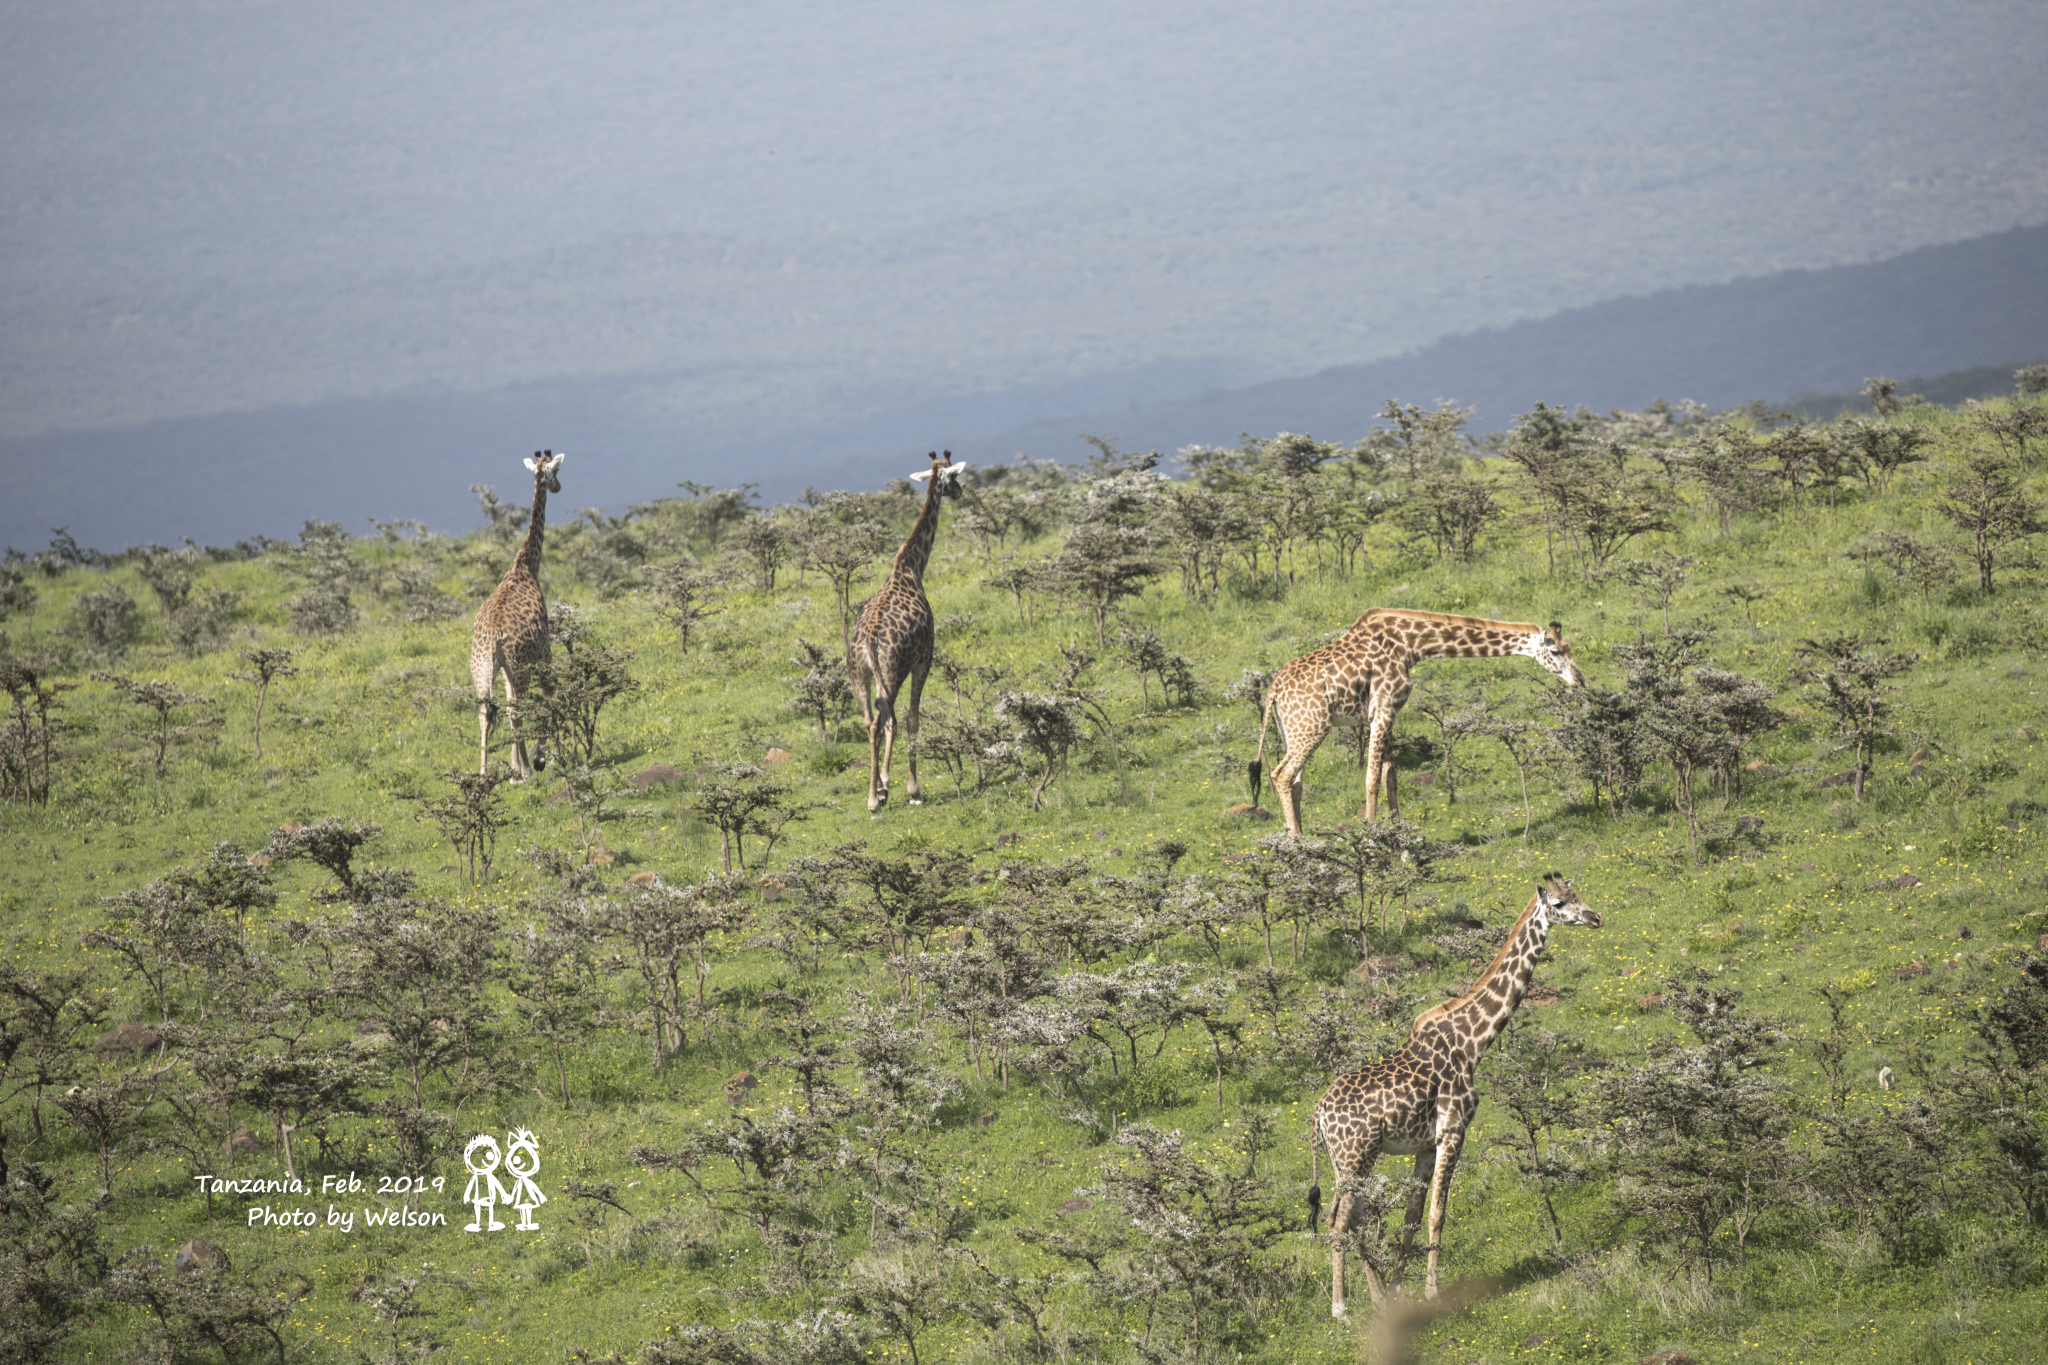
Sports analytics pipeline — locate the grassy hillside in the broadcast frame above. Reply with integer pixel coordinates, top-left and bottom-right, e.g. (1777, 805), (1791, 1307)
(4, 393), (2048, 1364)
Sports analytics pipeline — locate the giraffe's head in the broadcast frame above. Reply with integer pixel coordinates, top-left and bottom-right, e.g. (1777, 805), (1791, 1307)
(908, 450), (969, 498)
(523, 450), (566, 494)
(1534, 873), (1601, 929)
(1522, 621), (1584, 688)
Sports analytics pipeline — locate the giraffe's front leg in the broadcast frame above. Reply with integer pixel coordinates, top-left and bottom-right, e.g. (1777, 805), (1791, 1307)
(1362, 695), (1399, 821)
(1422, 1124), (1468, 1301)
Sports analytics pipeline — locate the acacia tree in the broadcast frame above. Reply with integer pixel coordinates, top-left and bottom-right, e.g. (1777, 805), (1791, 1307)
(1789, 635), (1919, 803)
(0, 659), (74, 804)
(690, 762), (811, 872)
(1972, 406), (2048, 464)
(229, 646), (298, 761)
(1848, 531), (1956, 602)
(990, 691), (1083, 809)
(522, 608), (640, 766)
(1396, 474), (1499, 563)
(0, 963), (108, 1140)
(1835, 418), (1932, 492)
(92, 673), (220, 780)
(785, 638), (854, 742)
(406, 764), (514, 883)
(1937, 455), (2045, 595)
(1603, 986), (1798, 1284)
(506, 910), (604, 1107)
(641, 557), (725, 652)
(599, 875), (749, 1067)
(793, 493), (895, 652)
(1307, 816), (1461, 948)
(1611, 552), (1695, 631)
(1037, 1122), (1291, 1359)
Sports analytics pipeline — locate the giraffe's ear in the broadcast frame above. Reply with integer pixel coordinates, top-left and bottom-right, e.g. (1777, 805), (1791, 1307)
(908, 469), (934, 483)
(945, 461), (968, 477)
(547, 453), (566, 472)
(524, 457), (539, 473)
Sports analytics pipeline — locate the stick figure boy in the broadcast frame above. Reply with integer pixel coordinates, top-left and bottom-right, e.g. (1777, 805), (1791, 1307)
(502, 1128), (547, 1230)
(462, 1134), (510, 1232)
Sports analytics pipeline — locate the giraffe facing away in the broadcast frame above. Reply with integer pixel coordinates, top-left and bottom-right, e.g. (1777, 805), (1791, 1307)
(1252, 610), (1584, 835)
(849, 451), (967, 813)
(1309, 873), (1603, 1315)
(470, 451), (564, 778)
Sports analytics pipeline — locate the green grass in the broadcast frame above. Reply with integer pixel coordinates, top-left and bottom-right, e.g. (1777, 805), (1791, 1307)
(5, 396), (2048, 1363)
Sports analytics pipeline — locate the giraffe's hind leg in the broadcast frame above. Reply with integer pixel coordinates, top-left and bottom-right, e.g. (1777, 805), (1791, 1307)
(903, 663), (928, 804)
(1272, 709), (1329, 836)
(1394, 1148), (1432, 1288)
(500, 662), (533, 780)
(477, 692), (495, 777)
(867, 680), (897, 814)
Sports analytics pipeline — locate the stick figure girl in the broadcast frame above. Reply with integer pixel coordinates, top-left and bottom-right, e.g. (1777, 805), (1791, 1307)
(462, 1134), (510, 1232)
(502, 1128), (547, 1230)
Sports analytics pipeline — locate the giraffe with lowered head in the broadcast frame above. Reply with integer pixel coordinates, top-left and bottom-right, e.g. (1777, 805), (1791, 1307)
(849, 451), (966, 813)
(1308, 873), (1603, 1314)
(1252, 610), (1583, 834)
(470, 451), (564, 778)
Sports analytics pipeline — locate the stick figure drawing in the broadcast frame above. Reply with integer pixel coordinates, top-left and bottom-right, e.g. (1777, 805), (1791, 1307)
(462, 1134), (510, 1232)
(503, 1128), (547, 1230)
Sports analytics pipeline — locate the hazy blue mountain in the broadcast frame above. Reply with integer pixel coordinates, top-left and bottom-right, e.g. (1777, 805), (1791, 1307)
(969, 221), (2048, 462)
(7, 223), (2043, 553)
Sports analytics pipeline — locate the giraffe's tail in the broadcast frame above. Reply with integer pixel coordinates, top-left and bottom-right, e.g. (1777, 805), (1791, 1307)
(1249, 691), (1277, 805)
(1306, 1111), (1325, 1232)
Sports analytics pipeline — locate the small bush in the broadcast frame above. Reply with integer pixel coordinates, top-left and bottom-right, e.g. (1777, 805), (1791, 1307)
(286, 588), (358, 636)
(69, 585), (144, 662)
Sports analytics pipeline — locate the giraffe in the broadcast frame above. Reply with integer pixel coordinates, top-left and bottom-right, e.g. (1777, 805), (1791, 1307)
(470, 451), (564, 778)
(849, 450), (966, 813)
(1251, 610), (1583, 835)
(1308, 873), (1603, 1315)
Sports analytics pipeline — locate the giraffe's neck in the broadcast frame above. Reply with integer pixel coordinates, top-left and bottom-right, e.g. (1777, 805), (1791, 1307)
(891, 476), (944, 583)
(515, 477), (549, 578)
(1423, 895), (1550, 1062)
(1406, 619), (1538, 663)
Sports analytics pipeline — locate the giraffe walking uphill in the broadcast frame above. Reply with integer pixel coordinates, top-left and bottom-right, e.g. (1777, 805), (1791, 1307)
(1252, 610), (1583, 835)
(471, 451), (563, 778)
(1310, 874), (1603, 1315)
(850, 451), (966, 813)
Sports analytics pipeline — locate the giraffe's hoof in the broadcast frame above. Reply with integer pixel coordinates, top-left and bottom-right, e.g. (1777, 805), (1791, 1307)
(907, 796), (923, 806)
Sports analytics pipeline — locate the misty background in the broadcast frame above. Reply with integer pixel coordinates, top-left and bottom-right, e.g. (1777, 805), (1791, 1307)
(4, 0), (2046, 550)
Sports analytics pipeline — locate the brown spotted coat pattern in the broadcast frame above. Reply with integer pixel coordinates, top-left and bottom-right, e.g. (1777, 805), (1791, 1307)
(1309, 874), (1603, 1314)
(1254, 610), (1584, 833)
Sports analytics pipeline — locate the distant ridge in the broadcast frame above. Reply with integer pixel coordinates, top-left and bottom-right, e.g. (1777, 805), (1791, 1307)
(7, 222), (2046, 553)
(969, 221), (2048, 461)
